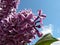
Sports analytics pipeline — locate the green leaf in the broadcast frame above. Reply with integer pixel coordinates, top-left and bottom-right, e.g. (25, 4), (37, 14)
(35, 33), (58, 45)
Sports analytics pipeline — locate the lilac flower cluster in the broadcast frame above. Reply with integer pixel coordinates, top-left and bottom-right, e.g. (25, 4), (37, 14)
(0, 0), (46, 45)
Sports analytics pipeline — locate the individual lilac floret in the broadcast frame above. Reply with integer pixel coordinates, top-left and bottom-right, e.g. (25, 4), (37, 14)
(38, 10), (46, 26)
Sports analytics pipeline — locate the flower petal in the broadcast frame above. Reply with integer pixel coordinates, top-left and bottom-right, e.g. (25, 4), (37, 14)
(38, 10), (42, 15)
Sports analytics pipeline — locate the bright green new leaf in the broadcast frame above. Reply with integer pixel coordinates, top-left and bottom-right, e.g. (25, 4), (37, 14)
(35, 33), (58, 45)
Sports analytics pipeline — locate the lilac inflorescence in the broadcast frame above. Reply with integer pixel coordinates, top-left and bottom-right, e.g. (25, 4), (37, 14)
(0, 0), (46, 45)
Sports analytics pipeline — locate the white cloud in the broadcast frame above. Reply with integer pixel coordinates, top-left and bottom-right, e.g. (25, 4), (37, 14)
(40, 24), (60, 45)
(41, 24), (53, 35)
(51, 41), (60, 45)
(57, 38), (60, 40)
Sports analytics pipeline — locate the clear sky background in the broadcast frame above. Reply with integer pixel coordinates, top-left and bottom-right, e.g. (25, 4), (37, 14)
(17, 0), (60, 44)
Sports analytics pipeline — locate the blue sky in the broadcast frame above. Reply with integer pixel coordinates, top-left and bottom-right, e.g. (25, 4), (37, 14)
(17, 0), (60, 44)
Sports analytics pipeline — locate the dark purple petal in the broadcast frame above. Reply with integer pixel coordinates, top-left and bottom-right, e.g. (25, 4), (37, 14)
(26, 14), (33, 19)
(36, 25), (41, 28)
(38, 10), (42, 15)
(36, 30), (43, 37)
(40, 15), (46, 18)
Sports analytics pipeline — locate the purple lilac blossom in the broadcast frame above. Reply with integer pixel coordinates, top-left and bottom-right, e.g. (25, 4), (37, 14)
(0, 0), (46, 45)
